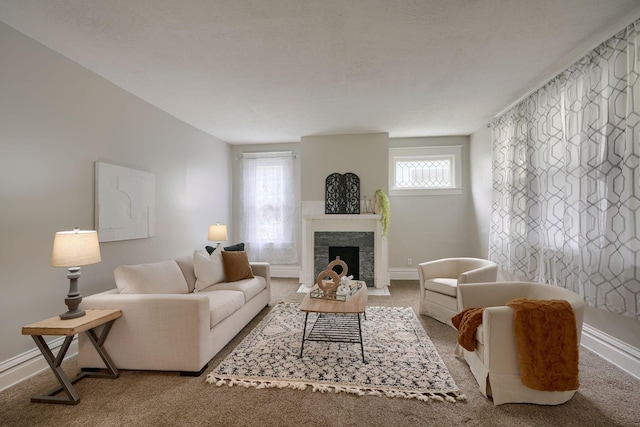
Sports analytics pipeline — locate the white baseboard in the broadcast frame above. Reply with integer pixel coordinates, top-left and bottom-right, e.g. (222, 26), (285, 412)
(270, 265), (301, 278)
(581, 324), (640, 380)
(0, 337), (78, 392)
(389, 267), (419, 281)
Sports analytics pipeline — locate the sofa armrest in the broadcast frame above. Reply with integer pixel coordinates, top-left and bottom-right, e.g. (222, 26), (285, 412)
(482, 306), (519, 373)
(250, 262), (271, 290)
(417, 258), (459, 281)
(459, 263), (498, 284)
(457, 282), (532, 309)
(79, 293), (211, 372)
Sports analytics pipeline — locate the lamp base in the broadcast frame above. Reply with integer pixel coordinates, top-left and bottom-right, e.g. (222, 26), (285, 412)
(59, 267), (86, 320)
(60, 308), (86, 320)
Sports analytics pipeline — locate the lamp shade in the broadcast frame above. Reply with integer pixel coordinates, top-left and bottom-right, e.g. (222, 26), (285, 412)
(208, 224), (228, 241)
(51, 228), (101, 267)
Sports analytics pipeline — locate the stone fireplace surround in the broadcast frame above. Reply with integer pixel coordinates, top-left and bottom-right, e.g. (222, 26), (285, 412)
(314, 231), (374, 286)
(301, 202), (389, 289)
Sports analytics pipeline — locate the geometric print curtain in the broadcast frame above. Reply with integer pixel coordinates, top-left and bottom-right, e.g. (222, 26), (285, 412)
(489, 19), (640, 320)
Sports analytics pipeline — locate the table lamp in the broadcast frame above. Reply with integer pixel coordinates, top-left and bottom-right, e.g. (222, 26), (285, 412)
(51, 227), (101, 319)
(208, 223), (228, 250)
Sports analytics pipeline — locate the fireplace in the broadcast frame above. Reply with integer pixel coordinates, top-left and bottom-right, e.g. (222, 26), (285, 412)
(314, 232), (374, 285)
(301, 205), (389, 289)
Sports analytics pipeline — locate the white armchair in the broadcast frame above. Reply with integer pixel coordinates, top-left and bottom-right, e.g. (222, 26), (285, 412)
(417, 258), (498, 327)
(456, 281), (585, 405)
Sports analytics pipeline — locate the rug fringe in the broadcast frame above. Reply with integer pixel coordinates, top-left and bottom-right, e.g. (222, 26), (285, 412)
(206, 374), (463, 403)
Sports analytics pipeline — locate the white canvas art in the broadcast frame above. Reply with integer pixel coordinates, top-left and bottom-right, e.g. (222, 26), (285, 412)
(95, 162), (155, 242)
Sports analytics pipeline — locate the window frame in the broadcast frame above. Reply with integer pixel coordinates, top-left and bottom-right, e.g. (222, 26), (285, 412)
(389, 146), (463, 196)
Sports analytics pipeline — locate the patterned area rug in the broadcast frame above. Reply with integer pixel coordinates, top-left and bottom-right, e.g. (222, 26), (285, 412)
(206, 303), (465, 403)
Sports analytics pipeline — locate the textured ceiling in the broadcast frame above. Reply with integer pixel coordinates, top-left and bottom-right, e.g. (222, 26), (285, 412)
(1, 1), (640, 143)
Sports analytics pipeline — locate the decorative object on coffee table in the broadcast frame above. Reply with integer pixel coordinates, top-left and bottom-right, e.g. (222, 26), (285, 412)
(207, 303), (464, 403)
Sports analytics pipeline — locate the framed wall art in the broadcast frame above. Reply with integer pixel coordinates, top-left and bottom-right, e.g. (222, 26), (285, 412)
(95, 161), (155, 242)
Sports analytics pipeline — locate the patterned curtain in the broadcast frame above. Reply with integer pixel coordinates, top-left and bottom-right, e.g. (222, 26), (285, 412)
(489, 20), (640, 320)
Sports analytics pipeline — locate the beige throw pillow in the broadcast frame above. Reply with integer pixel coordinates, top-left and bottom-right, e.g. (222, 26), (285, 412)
(221, 250), (255, 282)
(193, 249), (226, 292)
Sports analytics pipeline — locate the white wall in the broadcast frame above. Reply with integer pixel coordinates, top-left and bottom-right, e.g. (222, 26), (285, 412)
(300, 133), (389, 201)
(233, 133), (483, 274)
(0, 21), (231, 363)
(469, 126), (493, 257)
(388, 136), (482, 269)
(297, 133), (481, 273)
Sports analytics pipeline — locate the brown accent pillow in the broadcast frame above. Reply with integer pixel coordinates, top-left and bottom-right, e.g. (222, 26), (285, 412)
(221, 250), (255, 282)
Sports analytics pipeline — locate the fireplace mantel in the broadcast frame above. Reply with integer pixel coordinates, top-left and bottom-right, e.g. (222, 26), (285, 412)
(301, 213), (389, 288)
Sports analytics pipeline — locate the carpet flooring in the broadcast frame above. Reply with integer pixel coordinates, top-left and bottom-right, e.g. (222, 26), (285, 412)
(1, 279), (639, 427)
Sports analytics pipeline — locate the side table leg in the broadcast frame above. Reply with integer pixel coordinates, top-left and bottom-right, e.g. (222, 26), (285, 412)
(30, 335), (80, 405)
(82, 320), (119, 378)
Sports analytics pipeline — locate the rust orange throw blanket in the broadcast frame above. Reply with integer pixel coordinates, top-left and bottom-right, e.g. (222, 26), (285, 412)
(507, 298), (579, 392)
(451, 308), (483, 352)
(452, 299), (579, 392)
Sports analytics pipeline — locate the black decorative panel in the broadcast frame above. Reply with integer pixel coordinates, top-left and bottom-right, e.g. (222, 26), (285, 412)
(325, 173), (360, 214)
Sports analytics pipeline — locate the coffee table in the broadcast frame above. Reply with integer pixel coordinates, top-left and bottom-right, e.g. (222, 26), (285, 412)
(299, 282), (368, 363)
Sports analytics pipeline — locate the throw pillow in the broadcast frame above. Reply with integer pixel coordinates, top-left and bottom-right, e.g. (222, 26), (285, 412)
(221, 250), (255, 282)
(224, 242), (245, 252)
(193, 249), (226, 292)
(205, 242), (244, 255)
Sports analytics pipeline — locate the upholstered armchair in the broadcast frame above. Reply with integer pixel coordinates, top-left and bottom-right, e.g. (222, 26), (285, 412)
(456, 281), (585, 405)
(417, 258), (498, 326)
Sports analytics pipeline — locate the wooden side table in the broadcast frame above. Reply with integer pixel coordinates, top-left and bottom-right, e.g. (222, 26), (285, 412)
(21, 309), (122, 405)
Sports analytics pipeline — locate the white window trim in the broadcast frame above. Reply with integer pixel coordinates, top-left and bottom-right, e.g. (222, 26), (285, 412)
(389, 146), (463, 196)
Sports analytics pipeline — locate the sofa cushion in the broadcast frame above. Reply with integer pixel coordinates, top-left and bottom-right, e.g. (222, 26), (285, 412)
(221, 250), (255, 282)
(193, 249), (226, 292)
(424, 278), (458, 297)
(201, 290), (246, 327)
(202, 276), (266, 303)
(174, 254), (197, 293)
(115, 260), (189, 294)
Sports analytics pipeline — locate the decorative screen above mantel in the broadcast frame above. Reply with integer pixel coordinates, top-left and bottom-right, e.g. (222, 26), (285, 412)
(325, 172), (360, 214)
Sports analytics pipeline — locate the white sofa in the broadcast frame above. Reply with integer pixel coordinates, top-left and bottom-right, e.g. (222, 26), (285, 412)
(78, 252), (270, 375)
(456, 281), (584, 405)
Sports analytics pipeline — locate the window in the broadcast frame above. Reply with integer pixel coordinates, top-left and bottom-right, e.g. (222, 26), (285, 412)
(389, 146), (462, 195)
(239, 151), (298, 264)
(253, 163), (286, 243)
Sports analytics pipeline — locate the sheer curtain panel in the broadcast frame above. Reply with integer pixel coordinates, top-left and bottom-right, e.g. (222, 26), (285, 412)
(239, 152), (298, 264)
